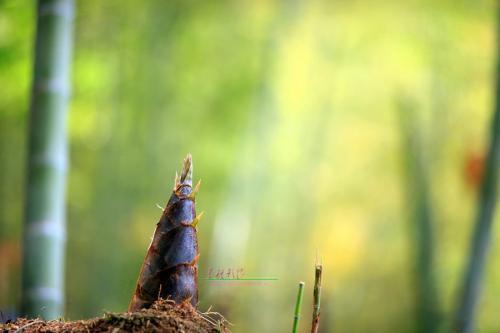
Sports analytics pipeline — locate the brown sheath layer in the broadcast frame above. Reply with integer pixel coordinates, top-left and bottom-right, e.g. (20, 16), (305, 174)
(129, 155), (200, 311)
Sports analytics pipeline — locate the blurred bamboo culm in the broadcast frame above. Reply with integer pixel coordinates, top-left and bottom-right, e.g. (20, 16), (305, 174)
(21, 0), (74, 319)
(453, 5), (500, 333)
(397, 96), (440, 333)
(292, 282), (305, 333)
(311, 265), (322, 333)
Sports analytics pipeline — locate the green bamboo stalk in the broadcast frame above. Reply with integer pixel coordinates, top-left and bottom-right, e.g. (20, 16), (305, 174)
(453, 5), (500, 332)
(21, 0), (74, 320)
(311, 265), (322, 333)
(292, 281), (305, 333)
(397, 95), (440, 333)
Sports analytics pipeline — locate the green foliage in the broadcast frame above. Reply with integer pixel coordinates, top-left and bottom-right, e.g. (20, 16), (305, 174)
(0, 0), (499, 331)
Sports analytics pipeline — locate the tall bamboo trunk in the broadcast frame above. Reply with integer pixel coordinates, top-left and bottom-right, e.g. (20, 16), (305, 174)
(21, 0), (74, 320)
(397, 96), (440, 333)
(453, 5), (500, 332)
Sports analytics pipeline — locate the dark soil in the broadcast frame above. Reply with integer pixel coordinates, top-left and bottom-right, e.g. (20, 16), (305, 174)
(1, 300), (229, 332)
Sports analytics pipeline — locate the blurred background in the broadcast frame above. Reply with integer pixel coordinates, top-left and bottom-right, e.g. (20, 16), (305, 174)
(1, 0), (499, 332)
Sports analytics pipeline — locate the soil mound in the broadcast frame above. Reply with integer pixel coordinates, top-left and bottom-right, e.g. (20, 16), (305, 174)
(1, 299), (228, 332)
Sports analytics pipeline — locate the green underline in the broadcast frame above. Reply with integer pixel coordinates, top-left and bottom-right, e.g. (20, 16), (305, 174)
(202, 278), (278, 281)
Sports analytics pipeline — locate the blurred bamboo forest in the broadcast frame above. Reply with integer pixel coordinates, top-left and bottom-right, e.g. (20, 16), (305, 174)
(1, 0), (500, 332)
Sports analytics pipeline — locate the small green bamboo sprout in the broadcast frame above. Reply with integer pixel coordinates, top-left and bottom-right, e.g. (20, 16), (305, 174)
(292, 282), (305, 333)
(311, 265), (322, 333)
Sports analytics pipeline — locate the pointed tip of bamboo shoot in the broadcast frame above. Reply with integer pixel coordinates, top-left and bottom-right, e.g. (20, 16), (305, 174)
(178, 154), (193, 187)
